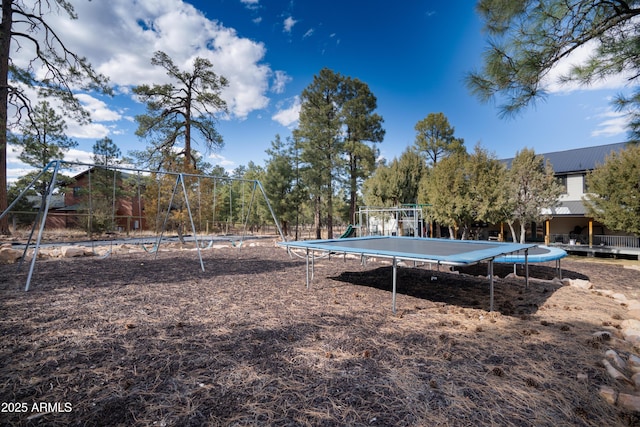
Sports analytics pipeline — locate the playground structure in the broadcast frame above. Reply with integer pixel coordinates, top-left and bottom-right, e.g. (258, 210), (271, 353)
(357, 204), (428, 238)
(1, 160), (285, 291)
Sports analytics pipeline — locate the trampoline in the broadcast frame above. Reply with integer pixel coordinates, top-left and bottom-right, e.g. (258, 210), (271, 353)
(495, 245), (567, 263)
(279, 236), (543, 313)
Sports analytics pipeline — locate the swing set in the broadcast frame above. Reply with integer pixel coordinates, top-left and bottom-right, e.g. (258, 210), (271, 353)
(1, 160), (285, 291)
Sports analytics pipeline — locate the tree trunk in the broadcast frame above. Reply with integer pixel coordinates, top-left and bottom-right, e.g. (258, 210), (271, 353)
(184, 102), (192, 171)
(507, 221), (518, 243)
(314, 195), (321, 239)
(349, 154), (357, 225)
(0, 1), (13, 235)
(519, 223), (527, 244)
(461, 225), (469, 240)
(327, 176), (333, 239)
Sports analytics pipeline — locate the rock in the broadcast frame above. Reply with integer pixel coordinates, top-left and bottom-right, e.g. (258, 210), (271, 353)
(0, 247), (22, 264)
(599, 385), (618, 405)
(606, 349), (628, 371)
(628, 310), (640, 321)
(569, 278), (592, 290)
(621, 319), (640, 345)
(627, 300), (640, 311)
(60, 246), (86, 258)
(618, 393), (640, 412)
(633, 373), (640, 389)
(211, 244), (230, 249)
(550, 277), (563, 285)
(612, 293), (628, 302)
(602, 359), (632, 384)
(38, 248), (60, 258)
(629, 354), (640, 373)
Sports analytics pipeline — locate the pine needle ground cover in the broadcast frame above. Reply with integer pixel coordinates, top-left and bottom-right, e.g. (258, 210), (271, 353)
(1, 242), (638, 426)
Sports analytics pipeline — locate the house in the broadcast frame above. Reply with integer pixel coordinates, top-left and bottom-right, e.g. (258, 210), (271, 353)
(58, 167), (146, 232)
(506, 142), (639, 257)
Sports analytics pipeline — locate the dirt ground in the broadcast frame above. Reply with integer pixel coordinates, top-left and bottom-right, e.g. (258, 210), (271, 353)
(1, 239), (640, 426)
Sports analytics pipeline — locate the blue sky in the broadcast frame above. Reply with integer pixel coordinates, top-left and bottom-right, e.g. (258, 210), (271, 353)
(6, 0), (632, 182)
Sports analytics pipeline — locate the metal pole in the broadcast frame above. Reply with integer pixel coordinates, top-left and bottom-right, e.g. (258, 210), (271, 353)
(489, 260), (494, 312)
(240, 181), (257, 246)
(255, 180), (286, 241)
(392, 257), (397, 314)
(306, 248), (310, 289)
(180, 174), (205, 272)
(111, 166), (117, 231)
(154, 174), (180, 260)
(0, 161), (54, 221)
(25, 161), (61, 291)
(525, 249), (529, 289)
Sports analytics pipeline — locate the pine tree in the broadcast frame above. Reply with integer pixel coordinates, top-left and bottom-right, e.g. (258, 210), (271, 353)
(505, 148), (562, 243)
(132, 51), (228, 172)
(414, 113), (465, 166)
(8, 100), (77, 198)
(584, 144), (640, 235)
(1, 0), (111, 235)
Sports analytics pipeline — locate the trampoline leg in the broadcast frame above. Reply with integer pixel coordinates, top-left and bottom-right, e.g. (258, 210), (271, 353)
(392, 257), (397, 314)
(557, 259), (562, 280)
(311, 250), (315, 280)
(489, 260), (494, 312)
(305, 248), (310, 289)
(525, 249), (529, 290)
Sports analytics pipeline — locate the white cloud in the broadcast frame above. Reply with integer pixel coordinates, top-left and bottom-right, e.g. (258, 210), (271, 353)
(590, 109), (630, 138)
(5, 144), (95, 183)
(76, 94), (122, 122)
(208, 152), (235, 167)
(543, 39), (633, 94)
(284, 16), (297, 33)
(66, 122), (111, 140)
(272, 96), (301, 128)
(303, 28), (314, 39)
(4, 84), (113, 140)
(64, 148), (96, 165)
(271, 71), (291, 94)
(31, 0), (273, 120)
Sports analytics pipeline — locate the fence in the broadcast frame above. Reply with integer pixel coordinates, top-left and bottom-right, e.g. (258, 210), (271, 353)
(551, 234), (640, 248)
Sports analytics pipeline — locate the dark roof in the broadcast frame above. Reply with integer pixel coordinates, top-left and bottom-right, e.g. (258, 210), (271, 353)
(503, 142), (629, 174)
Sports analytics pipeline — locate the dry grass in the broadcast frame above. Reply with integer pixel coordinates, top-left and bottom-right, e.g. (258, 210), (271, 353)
(0, 242), (638, 426)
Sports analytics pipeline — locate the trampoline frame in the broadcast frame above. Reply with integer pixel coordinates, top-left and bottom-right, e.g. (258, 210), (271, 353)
(280, 236), (540, 313)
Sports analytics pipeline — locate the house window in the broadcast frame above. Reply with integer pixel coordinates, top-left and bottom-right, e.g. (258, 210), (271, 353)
(556, 175), (567, 194)
(73, 187), (81, 197)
